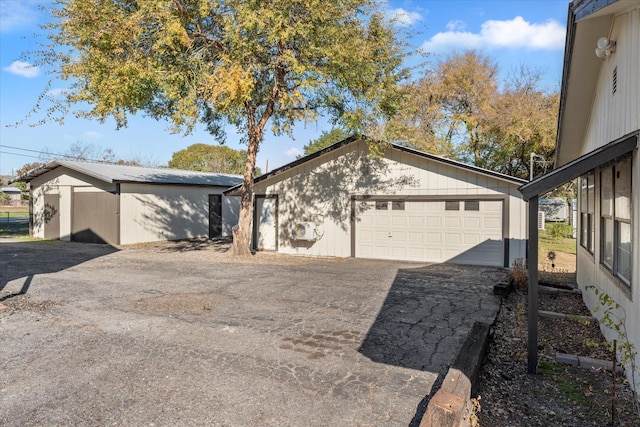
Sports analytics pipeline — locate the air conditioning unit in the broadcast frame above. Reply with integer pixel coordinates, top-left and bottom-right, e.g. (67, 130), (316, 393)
(293, 222), (316, 241)
(537, 211), (545, 231)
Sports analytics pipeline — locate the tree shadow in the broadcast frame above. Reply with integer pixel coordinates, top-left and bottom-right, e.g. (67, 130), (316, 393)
(358, 263), (504, 375)
(0, 241), (118, 302)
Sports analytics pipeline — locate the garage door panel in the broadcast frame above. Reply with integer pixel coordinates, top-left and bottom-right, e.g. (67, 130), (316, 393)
(356, 199), (504, 266)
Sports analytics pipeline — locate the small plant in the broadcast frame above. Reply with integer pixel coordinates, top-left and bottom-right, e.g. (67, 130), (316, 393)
(583, 338), (600, 349)
(511, 258), (528, 291)
(547, 222), (574, 239)
(587, 286), (639, 417)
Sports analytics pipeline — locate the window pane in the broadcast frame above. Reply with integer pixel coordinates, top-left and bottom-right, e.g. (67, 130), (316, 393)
(587, 172), (595, 214)
(614, 157), (631, 221)
(580, 176), (588, 213)
(465, 200), (480, 211)
(616, 221), (632, 285)
(375, 201), (388, 210)
(445, 201), (460, 211)
(601, 218), (613, 269)
(589, 214), (595, 253)
(581, 212), (589, 249)
(392, 201), (405, 210)
(600, 167), (613, 216)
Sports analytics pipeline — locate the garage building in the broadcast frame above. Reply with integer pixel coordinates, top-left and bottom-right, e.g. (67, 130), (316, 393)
(227, 136), (528, 267)
(13, 160), (242, 245)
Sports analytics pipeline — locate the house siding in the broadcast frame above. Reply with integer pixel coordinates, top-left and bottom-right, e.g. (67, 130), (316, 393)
(119, 183), (239, 245)
(253, 140), (527, 265)
(575, 6), (640, 393)
(30, 167), (116, 241)
(583, 8), (640, 156)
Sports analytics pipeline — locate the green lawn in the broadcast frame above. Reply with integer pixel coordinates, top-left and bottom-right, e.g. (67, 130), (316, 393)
(539, 222), (577, 256)
(0, 208), (30, 237)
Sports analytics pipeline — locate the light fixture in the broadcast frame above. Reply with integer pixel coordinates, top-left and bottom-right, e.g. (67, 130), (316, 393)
(595, 36), (616, 59)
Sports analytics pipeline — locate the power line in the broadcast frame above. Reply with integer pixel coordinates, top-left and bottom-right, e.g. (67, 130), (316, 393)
(0, 144), (64, 158)
(0, 150), (47, 160)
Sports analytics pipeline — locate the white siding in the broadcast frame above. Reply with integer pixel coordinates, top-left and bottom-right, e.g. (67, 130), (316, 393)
(119, 183), (239, 245)
(575, 7), (640, 394)
(253, 140), (528, 266)
(582, 9), (640, 156)
(30, 167), (115, 240)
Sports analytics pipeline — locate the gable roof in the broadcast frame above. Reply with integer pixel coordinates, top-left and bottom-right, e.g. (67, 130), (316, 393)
(224, 136), (527, 195)
(555, 0), (636, 166)
(10, 159), (243, 188)
(1, 186), (22, 194)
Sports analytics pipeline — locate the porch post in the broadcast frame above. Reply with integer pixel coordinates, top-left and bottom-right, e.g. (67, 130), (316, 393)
(527, 195), (539, 374)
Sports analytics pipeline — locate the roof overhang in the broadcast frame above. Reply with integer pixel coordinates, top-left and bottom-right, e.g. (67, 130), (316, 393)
(521, 132), (637, 200)
(555, 0), (637, 167)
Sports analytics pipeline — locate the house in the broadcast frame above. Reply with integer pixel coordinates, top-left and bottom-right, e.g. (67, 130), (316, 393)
(520, 0), (639, 393)
(226, 136), (529, 267)
(1, 186), (22, 206)
(11, 160), (242, 245)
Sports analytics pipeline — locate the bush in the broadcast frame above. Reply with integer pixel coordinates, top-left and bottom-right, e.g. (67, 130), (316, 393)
(547, 222), (574, 239)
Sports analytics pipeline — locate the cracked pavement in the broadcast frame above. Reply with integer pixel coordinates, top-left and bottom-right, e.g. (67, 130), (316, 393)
(1, 241), (503, 426)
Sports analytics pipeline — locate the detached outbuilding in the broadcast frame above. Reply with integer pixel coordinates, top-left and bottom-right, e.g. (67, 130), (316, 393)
(1, 186), (22, 206)
(227, 137), (529, 267)
(12, 160), (242, 245)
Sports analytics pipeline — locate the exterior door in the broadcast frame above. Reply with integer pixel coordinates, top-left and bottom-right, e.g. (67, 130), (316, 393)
(209, 194), (222, 238)
(72, 191), (118, 244)
(43, 194), (60, 240)
(254, 196), (277, 251)
(356, 199), (504, 266)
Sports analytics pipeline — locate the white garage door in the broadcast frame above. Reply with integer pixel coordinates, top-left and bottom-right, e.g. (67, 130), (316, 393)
(356, 200), (504, 266)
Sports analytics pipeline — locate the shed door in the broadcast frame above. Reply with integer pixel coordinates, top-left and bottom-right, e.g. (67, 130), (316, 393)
(356, 200), (504, 266)
(72, 191), (118, 244)
(43, 194), (60, 240)
(254, 196), (277, 251)
(209, 195), (222, 238)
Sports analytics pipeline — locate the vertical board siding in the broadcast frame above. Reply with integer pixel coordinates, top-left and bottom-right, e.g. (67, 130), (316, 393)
(584, 9), (640, 155)
(254, 140), (527, 264)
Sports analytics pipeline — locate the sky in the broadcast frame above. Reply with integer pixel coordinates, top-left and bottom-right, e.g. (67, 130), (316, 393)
(0, 0), (571, 177)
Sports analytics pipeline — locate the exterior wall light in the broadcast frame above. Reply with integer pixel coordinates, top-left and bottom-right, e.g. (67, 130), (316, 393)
(595, 36), (616, 59)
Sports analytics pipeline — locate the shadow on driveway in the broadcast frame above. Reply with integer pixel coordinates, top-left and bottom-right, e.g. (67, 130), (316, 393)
(0, 241), (118, 302)
(358, 263), (504, 375)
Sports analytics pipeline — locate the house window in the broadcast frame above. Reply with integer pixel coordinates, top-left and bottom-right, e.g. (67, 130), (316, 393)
(580, 172), (595, 253)
(465, 201), (480, 211)
(392, 201), (405, 210)
(375, 201), (388, 210)
(600, 156), (632, 286)
(445, 201), (460, 211)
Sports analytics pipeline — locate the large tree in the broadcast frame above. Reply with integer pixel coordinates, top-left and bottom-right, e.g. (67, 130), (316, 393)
(301, 128), (351, 157)
(35, 0), (406, 256)
(168, 143), (258, 175)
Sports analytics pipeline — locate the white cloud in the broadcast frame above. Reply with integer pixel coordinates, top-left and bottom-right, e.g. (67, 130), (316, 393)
(446, 20), (466, 32)
(82, 131), (104, 140)
(0, 0), (41, 32)
(422, 16), (565, 52)
(284, 147), (302, 158)
(3, 61), (40, 78)
(387, 8), (422, 26)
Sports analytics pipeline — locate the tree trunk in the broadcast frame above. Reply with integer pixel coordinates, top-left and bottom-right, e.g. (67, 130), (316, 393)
(232, 126), (261, 257)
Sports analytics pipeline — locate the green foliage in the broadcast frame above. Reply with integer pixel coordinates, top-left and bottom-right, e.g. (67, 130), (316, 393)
(302, 128), (351, 157)
(168, 144), (258, 175)
(0, 193), (10, 206)
(385, 51), (558, 178)
(32, 0), (408, 253)
(587, 286), (639, 415)
(539, 228), (577, 256)
(547, 222), (575, 239)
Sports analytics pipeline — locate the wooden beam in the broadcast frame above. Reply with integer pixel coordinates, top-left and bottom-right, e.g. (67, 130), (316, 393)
(527, 195), (539, 374)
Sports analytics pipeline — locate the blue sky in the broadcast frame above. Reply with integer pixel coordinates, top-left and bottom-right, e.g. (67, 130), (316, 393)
(0, 0), (570, 176)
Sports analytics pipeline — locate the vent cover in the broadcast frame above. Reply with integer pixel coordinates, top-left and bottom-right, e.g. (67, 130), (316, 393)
(537, 211), (545, 231)
(613, 66), (617, 94)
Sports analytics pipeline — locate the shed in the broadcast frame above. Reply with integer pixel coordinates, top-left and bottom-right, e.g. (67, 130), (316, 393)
(227, 137), (529, 267)
(1, 186), (22, 206)
(11, 160), (242, 245)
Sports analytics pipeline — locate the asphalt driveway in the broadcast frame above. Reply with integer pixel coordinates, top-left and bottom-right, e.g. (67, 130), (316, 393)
(0, 240), (504, 426)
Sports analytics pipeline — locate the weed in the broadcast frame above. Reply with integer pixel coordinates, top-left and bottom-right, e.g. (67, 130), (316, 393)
(583, 338), (600, 349)
(511, 258), (528, 291)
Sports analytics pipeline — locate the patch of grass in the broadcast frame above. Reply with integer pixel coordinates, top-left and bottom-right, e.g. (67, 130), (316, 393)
(0, 221), (29, 237)
(539, 225), (576, 256)
(0, 209), (29, 219)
